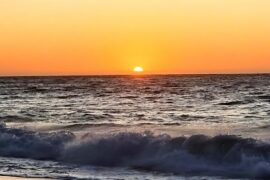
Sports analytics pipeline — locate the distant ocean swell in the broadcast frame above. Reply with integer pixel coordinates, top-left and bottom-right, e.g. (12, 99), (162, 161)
(0, 124), (269, 179)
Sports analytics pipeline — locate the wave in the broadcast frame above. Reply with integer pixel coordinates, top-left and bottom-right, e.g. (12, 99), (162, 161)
(258, 95), (270, 103)
(0, 115), (34, 123)
(0, 124), (74, 160)
(257, 95), (270, 100)
(0, 124), (269, 179)
(217, 101), (247, 106)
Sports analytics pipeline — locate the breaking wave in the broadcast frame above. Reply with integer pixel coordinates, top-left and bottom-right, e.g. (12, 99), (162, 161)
(0, 124), (74, 160)
(0, 124), (269, 179)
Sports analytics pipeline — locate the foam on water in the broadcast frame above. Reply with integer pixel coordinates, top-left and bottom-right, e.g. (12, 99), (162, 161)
(0, 124), (269, 179)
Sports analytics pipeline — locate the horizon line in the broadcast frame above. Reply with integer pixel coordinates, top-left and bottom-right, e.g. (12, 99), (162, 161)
(0, 72), (269, 78)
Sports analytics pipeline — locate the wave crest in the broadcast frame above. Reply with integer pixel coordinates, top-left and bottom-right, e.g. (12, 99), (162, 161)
(0, 125), (269, 178)
(0, 124), (74, 160)
(62, 132), (270, 178)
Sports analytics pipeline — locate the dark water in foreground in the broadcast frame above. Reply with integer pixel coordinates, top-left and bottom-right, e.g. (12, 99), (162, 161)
(0, 74), (269, 179)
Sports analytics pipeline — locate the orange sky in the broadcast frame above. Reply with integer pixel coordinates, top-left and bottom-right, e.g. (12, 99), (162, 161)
(0, 0), (270, 75)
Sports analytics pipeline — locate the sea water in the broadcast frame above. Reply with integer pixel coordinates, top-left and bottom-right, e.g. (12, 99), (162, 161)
(0, 74), (269, 179)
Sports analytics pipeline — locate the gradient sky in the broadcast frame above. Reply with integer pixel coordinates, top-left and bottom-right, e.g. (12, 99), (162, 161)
(1, 0), (270, 75)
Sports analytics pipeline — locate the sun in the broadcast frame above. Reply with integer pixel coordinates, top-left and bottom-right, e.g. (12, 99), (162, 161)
(133, 66), (144, 73)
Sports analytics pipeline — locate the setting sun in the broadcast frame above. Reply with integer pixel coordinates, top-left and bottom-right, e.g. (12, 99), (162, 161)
(133, 66), (144, 73)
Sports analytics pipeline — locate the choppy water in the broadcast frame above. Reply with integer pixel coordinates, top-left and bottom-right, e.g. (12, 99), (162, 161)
(0, 74), (269, 179)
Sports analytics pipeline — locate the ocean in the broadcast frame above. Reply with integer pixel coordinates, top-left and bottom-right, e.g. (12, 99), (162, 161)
(0, 74), (269, 179)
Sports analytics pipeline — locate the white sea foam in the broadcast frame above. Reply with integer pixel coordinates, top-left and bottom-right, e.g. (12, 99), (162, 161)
(0, 124), (269, 179)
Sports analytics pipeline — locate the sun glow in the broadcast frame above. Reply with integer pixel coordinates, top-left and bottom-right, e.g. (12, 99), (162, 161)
(1, 1), (270, 75)
(133, 66), (144, 73)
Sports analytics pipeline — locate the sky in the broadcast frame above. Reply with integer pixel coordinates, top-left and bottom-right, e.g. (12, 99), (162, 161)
(0, 0), (270, 75)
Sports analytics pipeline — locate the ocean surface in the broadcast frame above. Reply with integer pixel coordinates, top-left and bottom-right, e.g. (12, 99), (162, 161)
(0, 74), (269, 179)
